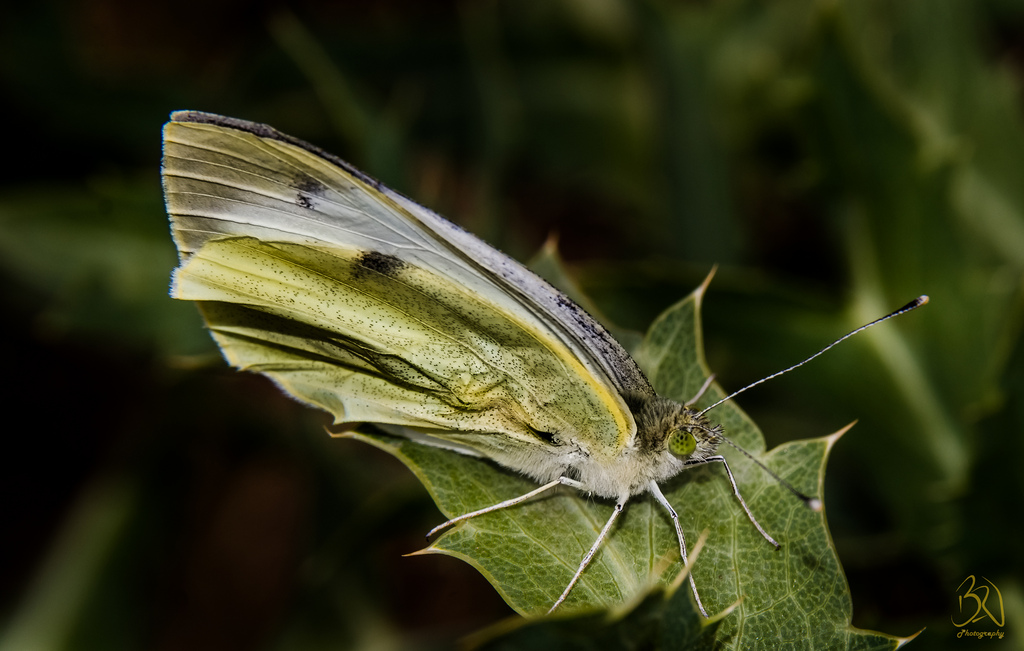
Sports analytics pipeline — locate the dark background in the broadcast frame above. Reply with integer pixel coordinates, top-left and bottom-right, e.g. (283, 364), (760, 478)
(1, 1), (1022, 649)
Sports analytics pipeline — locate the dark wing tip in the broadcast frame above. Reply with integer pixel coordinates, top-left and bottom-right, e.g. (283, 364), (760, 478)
(165, 110), (385, 192)
(168, 111), (288, 141)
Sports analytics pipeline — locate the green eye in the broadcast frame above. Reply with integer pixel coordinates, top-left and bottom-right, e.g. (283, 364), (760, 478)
(668, 429), (697, 457)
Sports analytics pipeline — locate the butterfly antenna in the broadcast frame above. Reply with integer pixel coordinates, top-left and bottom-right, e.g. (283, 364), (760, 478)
(698, 295), (929, 418)
(695, 295), (928, 512)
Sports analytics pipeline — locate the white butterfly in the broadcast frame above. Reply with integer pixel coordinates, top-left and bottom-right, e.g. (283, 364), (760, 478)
(162, 111), (926, 615)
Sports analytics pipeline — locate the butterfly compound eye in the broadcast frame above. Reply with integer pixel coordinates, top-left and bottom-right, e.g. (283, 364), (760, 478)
(668, 429), (697, 458)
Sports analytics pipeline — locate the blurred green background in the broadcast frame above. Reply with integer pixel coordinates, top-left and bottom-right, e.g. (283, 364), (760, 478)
(2, 0), (1023, 649)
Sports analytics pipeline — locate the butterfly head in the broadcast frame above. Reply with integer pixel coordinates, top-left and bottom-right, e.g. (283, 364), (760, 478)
(628, 394), (722, 463)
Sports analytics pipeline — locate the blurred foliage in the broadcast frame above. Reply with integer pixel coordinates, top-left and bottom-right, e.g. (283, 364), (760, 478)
(2, 0), (1023, 649)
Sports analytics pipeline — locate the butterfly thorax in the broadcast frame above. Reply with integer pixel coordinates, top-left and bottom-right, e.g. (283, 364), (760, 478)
(566, 393), (723, 500)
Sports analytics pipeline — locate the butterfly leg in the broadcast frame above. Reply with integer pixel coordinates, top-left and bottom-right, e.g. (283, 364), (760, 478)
(699, 455), (780, 548)
(548, 498), (626, 614)
(426, 476), (582, 539)
(648, 481), (708, 617)
(643, 483), (708, 614)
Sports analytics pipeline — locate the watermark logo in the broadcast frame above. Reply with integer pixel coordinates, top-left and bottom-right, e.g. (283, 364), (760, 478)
(953, 575), (1005, 640)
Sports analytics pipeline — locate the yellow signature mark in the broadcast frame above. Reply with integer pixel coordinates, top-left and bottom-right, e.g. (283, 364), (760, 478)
(952, 575), (1004, 628)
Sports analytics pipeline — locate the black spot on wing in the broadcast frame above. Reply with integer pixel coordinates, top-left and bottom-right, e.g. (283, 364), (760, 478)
(294, 173), (326, 211)
(357, 250), (404, 277)
(294, 172), (326, 196)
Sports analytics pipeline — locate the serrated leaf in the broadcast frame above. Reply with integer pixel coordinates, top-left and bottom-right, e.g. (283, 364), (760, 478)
(353, 277), (906, 648)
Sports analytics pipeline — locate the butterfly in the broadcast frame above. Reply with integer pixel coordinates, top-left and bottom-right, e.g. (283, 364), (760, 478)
(162, 111), (926, 616)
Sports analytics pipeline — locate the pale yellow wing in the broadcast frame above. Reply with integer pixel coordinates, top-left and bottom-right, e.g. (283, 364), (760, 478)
(163, 112), (650, 470)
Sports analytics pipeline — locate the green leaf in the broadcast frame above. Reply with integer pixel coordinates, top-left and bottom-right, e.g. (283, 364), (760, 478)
(352, 277), (907, 648)
(465, 548), (723, 651)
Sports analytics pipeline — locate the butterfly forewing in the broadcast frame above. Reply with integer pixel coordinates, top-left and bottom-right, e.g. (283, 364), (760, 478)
(166, 113), (653, 403)
(163, 114), (639, 472)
